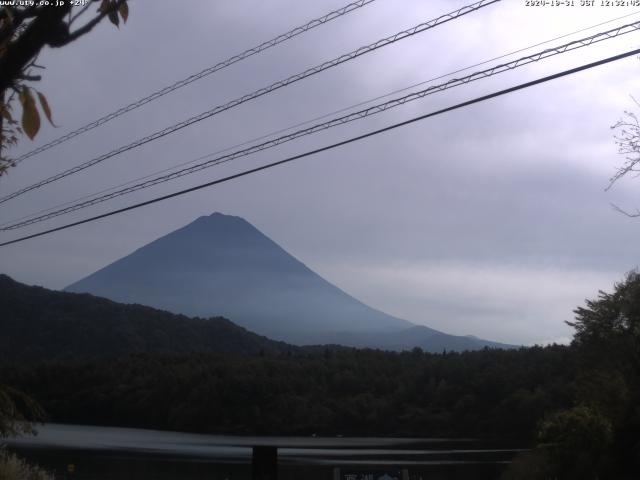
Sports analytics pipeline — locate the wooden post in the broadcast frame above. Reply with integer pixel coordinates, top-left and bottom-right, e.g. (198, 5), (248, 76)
(252, 445), (278, 480)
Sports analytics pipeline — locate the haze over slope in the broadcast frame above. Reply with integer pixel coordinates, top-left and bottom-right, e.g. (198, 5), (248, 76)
(66, 213), (513, 350)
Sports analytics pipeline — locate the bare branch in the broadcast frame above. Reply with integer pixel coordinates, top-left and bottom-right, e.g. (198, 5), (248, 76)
(0, 5), (72, 93)
(608, 107), (640, 190)
(17, 74), (41, 82)
(610, 203), (640, 218)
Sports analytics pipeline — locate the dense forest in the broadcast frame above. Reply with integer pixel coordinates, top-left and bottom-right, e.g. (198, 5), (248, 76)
(0, 346), (574, 439)
(1, 272), (639, 479)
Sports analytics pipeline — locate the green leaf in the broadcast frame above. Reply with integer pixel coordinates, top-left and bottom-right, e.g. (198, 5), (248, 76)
(118, 1), (129, 23)
(19, 88), (40, 140)
(36, 91), (56, 127)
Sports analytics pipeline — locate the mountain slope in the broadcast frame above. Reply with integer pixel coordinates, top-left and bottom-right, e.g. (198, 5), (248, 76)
(65, 212), (515, 351)
(66, 213), (412, 342)
(0, 274), (294, 361)
(314, 326), (513, 352)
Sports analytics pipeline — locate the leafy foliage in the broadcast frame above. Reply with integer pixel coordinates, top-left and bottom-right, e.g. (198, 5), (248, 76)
(503, 271), (640, 479)
(0, 0), (130, 174)
(569, 270), (640, 361)
(0, 384), (44, 438)
(18, 87), (42, 140)
(0, 450), (53, 480)
(537, 406), (613, 478)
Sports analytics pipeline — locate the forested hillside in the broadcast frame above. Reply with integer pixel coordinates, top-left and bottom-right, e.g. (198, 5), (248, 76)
(1, 346), (574, 440)
(2, 272), (639, 479)
(0, 274), (295, 360)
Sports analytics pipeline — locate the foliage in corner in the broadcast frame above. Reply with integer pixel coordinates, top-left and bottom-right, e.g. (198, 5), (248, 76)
(0, 0), (129, 446)
(503, 271), (640, 479)
(536, 405), (613, 479)
(0, 449), (54, 480)
(568, 270), (640, 373)
(0, 384), (44, 438)
(0, 0), (130, 176)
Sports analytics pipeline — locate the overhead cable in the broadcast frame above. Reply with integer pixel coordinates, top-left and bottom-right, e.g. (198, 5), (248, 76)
(4, 9), (636, 229)
(0, 0), (500, 206)
(11, 0), (380, 165)
(1, 46), (638, 247)
(3, 20), (639, 231)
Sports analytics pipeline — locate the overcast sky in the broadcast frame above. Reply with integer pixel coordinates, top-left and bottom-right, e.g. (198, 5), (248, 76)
(1, 0), (639, 345)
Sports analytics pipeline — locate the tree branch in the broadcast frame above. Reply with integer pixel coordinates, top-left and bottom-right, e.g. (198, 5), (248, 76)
(63, 0), (127, 46)
(610, 203), (640, 218)
(17, 74), (41, 82)
(0, 5), (72, 94)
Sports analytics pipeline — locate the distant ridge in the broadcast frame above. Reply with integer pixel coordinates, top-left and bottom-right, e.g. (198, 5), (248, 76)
(0, 274), (295, 361)
(66, 213), (515, 352)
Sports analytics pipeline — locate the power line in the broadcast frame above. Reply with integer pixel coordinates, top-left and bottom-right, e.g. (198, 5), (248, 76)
(0, 0), (500, 206)
(3, 20), (639, 231)
(2, 47), (638, 248)
(4, 10), (636, 230)
(11, 0), (379, 166)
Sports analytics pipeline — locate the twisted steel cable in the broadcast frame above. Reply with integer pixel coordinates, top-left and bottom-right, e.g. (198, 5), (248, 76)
(11, 0), (379, 165)
(2, 46), (639, 247)
(3, 20), (638, 231)
(0, 0), (500, 205)
(4, 9), (636, 229)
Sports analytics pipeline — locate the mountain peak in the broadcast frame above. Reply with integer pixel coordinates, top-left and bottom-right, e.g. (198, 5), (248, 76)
(189, 212), (250, 228)
(65, 214), (513, 351)
(201, 211), (244, 221)
(66, 214), (413, 343)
